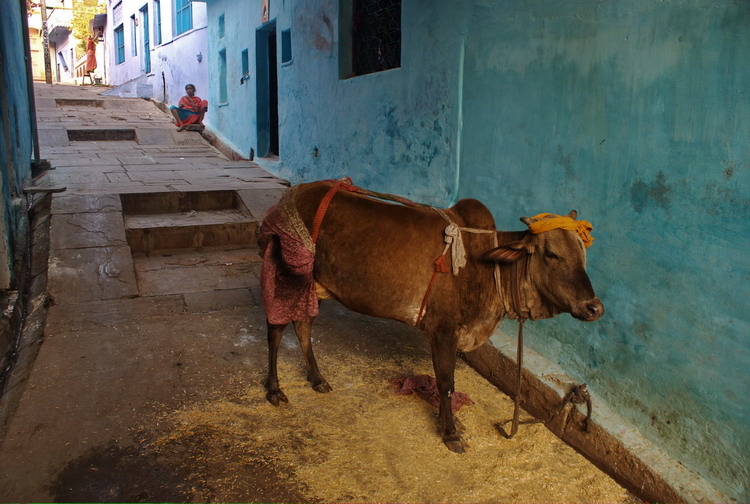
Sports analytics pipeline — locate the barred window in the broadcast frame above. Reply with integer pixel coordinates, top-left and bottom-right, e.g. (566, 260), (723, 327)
(112, 1), (123, 26)
(352, 0), (401, 76)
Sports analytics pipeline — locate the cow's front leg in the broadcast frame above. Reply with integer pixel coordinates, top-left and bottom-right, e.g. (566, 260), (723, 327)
(293, 318), (332, 393)
(430, 334), (464, 453)
(265, 321), (289, 406)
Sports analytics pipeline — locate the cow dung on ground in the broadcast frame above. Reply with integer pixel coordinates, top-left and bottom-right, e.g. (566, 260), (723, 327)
(140, 317), (637, 503)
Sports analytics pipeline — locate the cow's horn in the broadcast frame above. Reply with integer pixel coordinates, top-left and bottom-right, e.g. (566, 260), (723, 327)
(520, 216), (533, 226)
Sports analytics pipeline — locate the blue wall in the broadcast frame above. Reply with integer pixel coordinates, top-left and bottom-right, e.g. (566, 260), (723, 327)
(0, 0), (34, 288)
(458, 2), (749, 500)
(206, 0), (462, 206)
(206, 0), (749, 499)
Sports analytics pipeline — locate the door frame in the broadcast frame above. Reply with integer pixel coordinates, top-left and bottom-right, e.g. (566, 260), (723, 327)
(140, 5), (151, 74)
(255, 19), (279, 157)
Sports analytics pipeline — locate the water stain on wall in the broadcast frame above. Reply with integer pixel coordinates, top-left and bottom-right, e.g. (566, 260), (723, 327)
(630, 171), (672, 213)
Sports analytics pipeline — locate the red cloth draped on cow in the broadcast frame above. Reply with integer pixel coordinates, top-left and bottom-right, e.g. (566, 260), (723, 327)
(257, 186), (319, 325)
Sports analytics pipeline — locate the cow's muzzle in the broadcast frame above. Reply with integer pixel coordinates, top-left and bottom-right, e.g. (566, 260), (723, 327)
(572, 297), (604, 321)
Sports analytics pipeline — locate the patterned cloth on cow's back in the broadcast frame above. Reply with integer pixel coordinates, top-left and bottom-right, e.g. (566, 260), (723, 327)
(257, 186), (319, 325)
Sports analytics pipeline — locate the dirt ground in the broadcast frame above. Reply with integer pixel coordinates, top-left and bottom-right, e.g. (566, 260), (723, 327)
(16, 300), (634, 503)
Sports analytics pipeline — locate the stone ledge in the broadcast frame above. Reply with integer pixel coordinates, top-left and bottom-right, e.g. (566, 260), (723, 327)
(463, 337), (727, 504)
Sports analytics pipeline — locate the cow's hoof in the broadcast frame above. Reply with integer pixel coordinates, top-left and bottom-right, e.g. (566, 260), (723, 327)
(266, 390), (288, 406)
(313, 380), (333, 393)
(443, 438), (466, 453)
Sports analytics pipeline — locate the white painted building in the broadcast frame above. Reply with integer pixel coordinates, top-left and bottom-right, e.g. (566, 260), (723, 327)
(45, 1), (77, 84)
(27, 1), (109, 85)
(104, 0), (208, 109)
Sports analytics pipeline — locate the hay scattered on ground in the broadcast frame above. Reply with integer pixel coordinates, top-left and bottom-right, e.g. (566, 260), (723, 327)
(146, 351), (638, 503)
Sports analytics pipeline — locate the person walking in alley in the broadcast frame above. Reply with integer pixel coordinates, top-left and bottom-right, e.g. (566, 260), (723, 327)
(170, 84), (209, 131)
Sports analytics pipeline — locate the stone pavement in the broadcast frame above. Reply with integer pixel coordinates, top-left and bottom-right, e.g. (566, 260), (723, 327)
(0, 84), (636, 503)
(0, 84), (295, 500)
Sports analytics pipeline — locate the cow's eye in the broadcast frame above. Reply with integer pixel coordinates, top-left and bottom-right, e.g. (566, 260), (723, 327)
(544, 249), (560, 260)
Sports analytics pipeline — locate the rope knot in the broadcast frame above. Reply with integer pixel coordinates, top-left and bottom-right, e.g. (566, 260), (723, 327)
(444, 223), (460, 244)
(443, 223), (466, 275)
(434, 255), (450, 273)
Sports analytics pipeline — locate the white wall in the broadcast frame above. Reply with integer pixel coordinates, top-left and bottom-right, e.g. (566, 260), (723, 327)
(46, 3), (77, 84)
(52, 37), (78, 84)
(106, 0), (208, 107)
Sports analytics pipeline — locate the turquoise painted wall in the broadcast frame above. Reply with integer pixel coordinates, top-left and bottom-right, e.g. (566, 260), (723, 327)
(206, 0), (462, 206)
(272, 0), (465, 206)
(0, 1), (34, 288)
(205, 0), (260, 160)
(205, 0), (749, 498)
(458, 2), (749, 500)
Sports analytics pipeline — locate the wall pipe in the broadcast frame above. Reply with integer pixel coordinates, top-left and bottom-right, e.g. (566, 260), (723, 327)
(450, 36), (466, 206)
(19, 0), (42, 167)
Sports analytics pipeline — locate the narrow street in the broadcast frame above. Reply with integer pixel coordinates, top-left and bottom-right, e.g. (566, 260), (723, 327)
(0, 84), (635, 503)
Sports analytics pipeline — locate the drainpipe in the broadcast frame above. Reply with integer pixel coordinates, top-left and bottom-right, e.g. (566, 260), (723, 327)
(40, 0), (52, 84)
(450, 36), (466, 206)
(19, 0), (42, 169)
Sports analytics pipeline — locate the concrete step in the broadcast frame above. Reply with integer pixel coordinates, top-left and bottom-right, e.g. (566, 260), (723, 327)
(121, 190), (256, 253)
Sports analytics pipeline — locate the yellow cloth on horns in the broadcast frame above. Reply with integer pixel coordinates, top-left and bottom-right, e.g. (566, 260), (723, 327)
(526, 213), (594, 248)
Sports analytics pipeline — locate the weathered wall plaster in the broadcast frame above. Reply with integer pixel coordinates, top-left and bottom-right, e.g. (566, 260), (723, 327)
(206, 0), (462, 205)
(0, 1), (33, 289)
(458, 1), (749, 500)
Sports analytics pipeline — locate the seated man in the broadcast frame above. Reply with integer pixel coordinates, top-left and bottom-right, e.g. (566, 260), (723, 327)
(170, 83), (208, 131)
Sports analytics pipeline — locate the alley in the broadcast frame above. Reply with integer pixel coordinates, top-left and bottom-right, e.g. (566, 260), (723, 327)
(0, 85), (635, 503)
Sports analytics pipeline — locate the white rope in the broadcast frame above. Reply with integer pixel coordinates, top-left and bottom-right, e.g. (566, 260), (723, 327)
(434, 208), (496, 276)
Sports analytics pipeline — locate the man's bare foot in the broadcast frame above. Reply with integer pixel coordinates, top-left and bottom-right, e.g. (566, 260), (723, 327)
(177, 125), (185, 131)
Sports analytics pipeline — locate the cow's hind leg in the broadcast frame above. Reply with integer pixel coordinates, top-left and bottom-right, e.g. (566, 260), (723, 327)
(430, 335), (464, 453)
(293, 319), (332, 393)
(265, 321), (289, 406)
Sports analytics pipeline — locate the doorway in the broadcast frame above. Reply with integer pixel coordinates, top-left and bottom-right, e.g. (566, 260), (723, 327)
(256, 20), (279, 157)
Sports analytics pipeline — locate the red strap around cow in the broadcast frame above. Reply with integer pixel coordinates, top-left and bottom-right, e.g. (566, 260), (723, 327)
(415, 254), (450, 327)
(311, 178), (354, 244)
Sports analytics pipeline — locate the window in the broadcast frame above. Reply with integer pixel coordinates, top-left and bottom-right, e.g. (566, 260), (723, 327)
(113, 1), (123, 25)
(57, 51), (68, 71)
(130, 14), (137, 56)
(175, 0), (193, 36)
(114, 24), (125, 64)
(281, 29), (292, 64)
(154, 0), (162, 45)
(218, 48), (227, 103)
(349, 0), (401, 77)
(218, 14), (224, 38)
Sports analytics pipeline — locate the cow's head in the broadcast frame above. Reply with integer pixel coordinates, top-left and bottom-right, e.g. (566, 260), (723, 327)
(483, 211), (604, 322)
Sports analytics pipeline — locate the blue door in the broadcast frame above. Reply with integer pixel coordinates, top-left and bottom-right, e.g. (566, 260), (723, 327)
(141, 5), (151, 73)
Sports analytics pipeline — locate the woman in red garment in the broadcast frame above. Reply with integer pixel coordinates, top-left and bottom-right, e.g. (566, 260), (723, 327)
(170, 84), (209, 131)
(85, 36), (97, 74)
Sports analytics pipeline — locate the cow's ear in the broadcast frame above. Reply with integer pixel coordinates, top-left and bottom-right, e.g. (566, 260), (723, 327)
(567, 209), (578, 220)
(483, 241), (529, 263)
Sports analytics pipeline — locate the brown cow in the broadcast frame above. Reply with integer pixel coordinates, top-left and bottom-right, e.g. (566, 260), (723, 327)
(258, 180), (603, 453)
